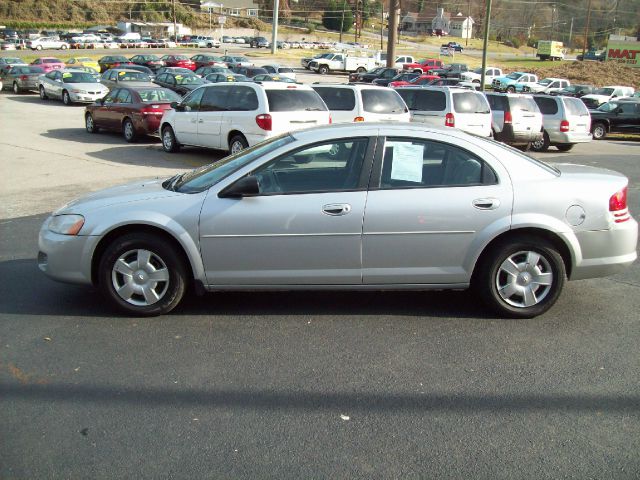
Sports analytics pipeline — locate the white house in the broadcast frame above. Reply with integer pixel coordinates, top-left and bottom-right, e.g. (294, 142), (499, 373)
(449, 13), (474, 39)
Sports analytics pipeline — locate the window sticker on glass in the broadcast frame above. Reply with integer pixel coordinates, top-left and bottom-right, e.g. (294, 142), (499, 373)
(118, 71), (126, 76)
(389, 142), (423, 182)
(63, 73), (72, 78)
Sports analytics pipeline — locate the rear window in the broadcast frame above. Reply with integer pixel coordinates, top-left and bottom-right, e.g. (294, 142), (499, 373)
(485, 94), (507, 111)
(509, 96), (538, 113)
(397, 89), (446, 111)
(22, 66), (44, 74)
(533, 96), (558, 115)
(452, 92), (490, 114)
(313, 87), (356, 111)
(266, 89), (327, 112)
(278, 67), (294, 73)
(564, 97), (589, 116)
(361, 89), (407, 114)
(173, 55), (189, 60)
(44, 58), (61, 63)
(138, 89), (181, 103)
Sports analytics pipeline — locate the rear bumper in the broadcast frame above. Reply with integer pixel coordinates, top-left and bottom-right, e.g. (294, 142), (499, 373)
(548, 130), (592, 145)
(570, 218), (638, 280)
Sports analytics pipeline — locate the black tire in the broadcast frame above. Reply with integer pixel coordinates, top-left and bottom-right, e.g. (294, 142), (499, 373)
(62, 90), (72, 105)
(356, 67), (366, 73)
(85, 113), (99, 133)
(39, 85), (48, 100)
(592, 122), (606, 140)
(229, 134), (248, 154)
(318, 65), (329, 75)
(506, 86), (516, 93)
(474, 236), (566, 318)
(122, 118), (138, 143)
(12, 82), (20, 94)
(161, 125), (180, 152)
(530, 131), (549, 152)
(98, 233), (188, 316)
(556, 143), (574, 152)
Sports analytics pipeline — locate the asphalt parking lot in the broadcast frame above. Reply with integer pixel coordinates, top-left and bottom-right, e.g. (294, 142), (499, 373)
(1, 84), (639, 479)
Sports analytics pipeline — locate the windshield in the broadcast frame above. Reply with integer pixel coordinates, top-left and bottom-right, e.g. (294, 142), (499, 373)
(506, 72), (522, 80)
(62, 72), (98, 83)
(174, 134), (295, 193)
(138, 88), (181, 103)
(594, 87), (614, 96)
(597, 102), (620, 112)
(176, 75), (203, 85)
(473, 67), (483, 74)
(44, 58), (62, 64)
(112, 56), (129, 62)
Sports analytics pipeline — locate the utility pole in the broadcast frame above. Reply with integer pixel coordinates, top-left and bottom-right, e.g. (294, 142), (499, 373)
(568, 17), (573, 47)
(480, 0), (492, 90)
(386, 0), (398, 67)
(172, 0), (178, 42)
(270, 0), (279, 54)
(465, 0), (470, 46)
(380, 1), (384, 50)
(339, 1), (345, 43)
(582, 0), (592, 58)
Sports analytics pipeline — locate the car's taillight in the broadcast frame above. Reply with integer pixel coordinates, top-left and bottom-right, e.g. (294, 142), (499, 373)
(256, 113), (272, 131)
(20, 74), (28, 80)
(140, 106), (164, 115)
(610, 186), (630, 223)
(504, 111), (512, 124)
(560, 119), (570, 132)
(445, 112), (455, 127)
(329, 115), (332, 124)
(354, 116), (365, 122)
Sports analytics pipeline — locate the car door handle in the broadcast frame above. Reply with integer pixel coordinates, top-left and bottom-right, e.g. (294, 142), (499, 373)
(322, 203), (352, 216)
(473, 198), (500, 210)
(198, 119), (204, 123)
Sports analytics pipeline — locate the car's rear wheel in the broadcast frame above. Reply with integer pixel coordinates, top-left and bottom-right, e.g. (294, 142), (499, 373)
(161, 125), (180, 152)
(62, 90), (72, 105)
(36, 45), (42, 50)
(592, 122), (606, 140)
(475, 236), (566, 318)
(98, 233), (187, 316)
(556, 143), (574, 152)
(530, 131), (549, 152)
(85, 113), (99, 133)
(12, 82), (20, 94)
(39, 85), (48, 100)
(122, 118), (137, 143)
(229, 134), (248, 154)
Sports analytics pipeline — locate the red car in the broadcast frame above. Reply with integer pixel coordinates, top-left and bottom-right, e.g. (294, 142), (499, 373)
(389, 74), (440, 88)
(84, 86), (181, 142)
(30, 57), (65, 73)
(163, 55), (196, 71)
(402, 58), (444, 73)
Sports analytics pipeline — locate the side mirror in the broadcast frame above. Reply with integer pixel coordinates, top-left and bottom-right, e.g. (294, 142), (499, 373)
(218, 175), (260, 198)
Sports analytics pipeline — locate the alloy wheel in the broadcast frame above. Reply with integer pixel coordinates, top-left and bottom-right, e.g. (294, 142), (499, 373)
(111, 249), (170, 306)
(495, 250), (553, 308)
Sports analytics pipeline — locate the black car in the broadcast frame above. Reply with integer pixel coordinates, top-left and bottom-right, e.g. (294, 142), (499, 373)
(589, 98), (640, 140)
(373, 72), (420, 87)
(430, 63), (469, 79)
(129, 54), (165, 72)
(152, 72), (206, 96)
(349, 67), (399, 83)
(232, 66), (268, 78)
(551, 84), (595, 98)
(190, 54), (225, 71)
(426, 78), (465, 87)
(249, 36), (269, 48)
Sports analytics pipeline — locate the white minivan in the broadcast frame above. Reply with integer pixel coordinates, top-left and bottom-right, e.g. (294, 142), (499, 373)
(161, 82), (331, 154)
(311, 83), (410, 124)
(395, 86), (492, 137)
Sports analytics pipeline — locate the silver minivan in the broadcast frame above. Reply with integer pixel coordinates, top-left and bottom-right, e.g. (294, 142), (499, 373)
(531, 95), (592, 152)
(485, 92), (543, 149)
(395, 86), (492, 137)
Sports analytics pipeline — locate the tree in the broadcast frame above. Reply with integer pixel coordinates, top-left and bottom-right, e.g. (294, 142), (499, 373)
(322, 0), (353, 33)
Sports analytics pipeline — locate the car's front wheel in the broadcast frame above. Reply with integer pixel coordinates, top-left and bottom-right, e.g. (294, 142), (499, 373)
(62, 90), (72, 105)
(161, 125), (180, 152)
(592, 122), (606, 140)
(98, 233), (188, 316)
(39, 85), (48, 100)
(475, 236), (566, 318)
(85, 113), (99, 133)
(506, 86), (516, 93)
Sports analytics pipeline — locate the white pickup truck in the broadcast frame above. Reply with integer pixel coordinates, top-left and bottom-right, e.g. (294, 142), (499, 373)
(374, 53), (415, 68)
(309, 53), (378, 75)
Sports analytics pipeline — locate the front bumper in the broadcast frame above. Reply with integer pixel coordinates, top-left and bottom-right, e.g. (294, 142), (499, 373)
(571, 218), (638, 280)
(69, 91), (107, 103)
(38, 218), (99, 286)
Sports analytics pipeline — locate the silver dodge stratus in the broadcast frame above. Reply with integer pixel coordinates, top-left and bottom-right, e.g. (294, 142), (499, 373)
(38, 123), (638, 318)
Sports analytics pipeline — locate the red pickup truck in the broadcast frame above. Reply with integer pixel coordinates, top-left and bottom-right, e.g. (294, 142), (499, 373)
(402, 58), (444, 74)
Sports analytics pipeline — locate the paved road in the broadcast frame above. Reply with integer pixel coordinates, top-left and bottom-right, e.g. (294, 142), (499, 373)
(1, 90), (639, 479)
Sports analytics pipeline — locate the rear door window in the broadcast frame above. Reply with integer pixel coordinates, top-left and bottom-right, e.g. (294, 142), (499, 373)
(452, 92), (490, 114)
(312, 87), (356, 111)
(564, 98), (589, 116)
(227, 86), (259, 111)
(397, 90), (446, 111)
(533, 96), (559, 115)
(510, 96), (538, 113)
(266, 90), (327, 112)
(361, 89), (407, 114)
(200, 86), (229, 111)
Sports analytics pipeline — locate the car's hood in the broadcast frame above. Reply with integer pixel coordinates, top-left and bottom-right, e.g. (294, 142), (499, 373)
(581, 94), (610, 102)
(67, 82), (108, 90)
(55, 178), (182, 214)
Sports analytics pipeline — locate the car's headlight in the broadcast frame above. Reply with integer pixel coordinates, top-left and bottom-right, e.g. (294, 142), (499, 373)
(49, 214), (85, 235)
(71, 89), (86, 94)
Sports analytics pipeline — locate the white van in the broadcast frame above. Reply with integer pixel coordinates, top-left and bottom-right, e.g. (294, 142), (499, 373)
(161, 82), (331, 154)
(311, 83), (410, 124)
(395, 86), (492, 137)
(484, 92), (544, 148)
(530, 95), (592, 151)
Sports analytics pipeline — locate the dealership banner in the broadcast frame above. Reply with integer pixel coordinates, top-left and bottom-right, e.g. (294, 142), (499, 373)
(606, 38), (640, 68)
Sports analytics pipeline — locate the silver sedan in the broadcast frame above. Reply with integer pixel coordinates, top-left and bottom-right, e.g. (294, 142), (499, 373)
(38, 124), (638, 317)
